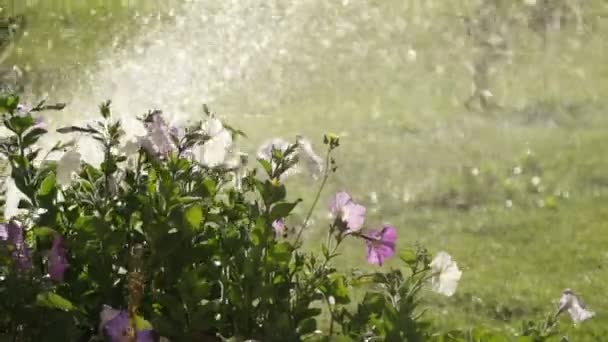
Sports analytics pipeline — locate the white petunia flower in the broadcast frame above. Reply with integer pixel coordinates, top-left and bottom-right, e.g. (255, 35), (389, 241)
(257, 136), (323, 181)
(429, 251), (462, 297)
(257, 138), (300, 180)
(139, 111), (175, 158)
(120, 138), (140, 156)
(257, 138), (291, 162)
(3, 177), (29, 220)
(558, 289), (595, 324)
(76, 137), (105, 167)
(56, 151), (82, 186)
(296, 135), (324, 180)
(198, 118), (233, 167)
(222, 150), (248, 191)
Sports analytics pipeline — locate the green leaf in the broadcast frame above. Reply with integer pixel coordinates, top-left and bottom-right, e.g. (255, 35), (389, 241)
(36, 292), (77, 312)
(134, 315), (153, 331)
(9, 115), (35, 134)
(330, 276), (351, 305)
(22, 127), (47, 147)
(259, 180), (287, 206)
(33, 227), (56, 239)
(2, 95), (19, 112)
(184, 204), (204, 230)
(297, 317), (317, 336)
(362, 292), (386, 314)
(37, 173), (57, 197)
(74, 216), (106, 235)
(515, 337), (534, 342)
(268, 242), (292, 265)
(269, 200), (301, 221)
(489, 334), (510, 342)
(258, 158), (272, 177)
(56, 125), (98, 134)
(178, 196), (202, 205)
(99, 100), (112, 119)
(399, 249), (417, 268)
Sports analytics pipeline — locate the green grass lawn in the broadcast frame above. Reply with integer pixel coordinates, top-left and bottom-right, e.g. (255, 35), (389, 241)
(6, 0), (608, 340)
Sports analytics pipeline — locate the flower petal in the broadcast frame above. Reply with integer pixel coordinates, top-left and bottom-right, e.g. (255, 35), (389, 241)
(4, 177), (29, 220)
(100, 306), (158, 342)
(329, 191), (352, 217)
(343, 203), (366, 233)
(272, 219), (286, 236)
(366, 243), (382, 265)
(4, 222), (32, 270)
(430, 251), (462, 297)
(57, 151), (82, 186)
(296, 136), (324, 180)
(103, 311), (131, 342)
(257, 138), (290, 161)
(200, 129), (232, 167)
(48, 235), (69, 282)
(0, 224), (7, 240)
(380, 225), (397, 244)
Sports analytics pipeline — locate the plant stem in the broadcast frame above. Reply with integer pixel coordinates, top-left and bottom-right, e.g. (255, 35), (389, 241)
(294, 149), (331, 245)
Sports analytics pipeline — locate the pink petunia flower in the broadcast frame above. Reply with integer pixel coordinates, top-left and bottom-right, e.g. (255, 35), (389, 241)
(363, 225), (397, 266)
(329, 192), (366, 233)
(272, 219), (286, 236)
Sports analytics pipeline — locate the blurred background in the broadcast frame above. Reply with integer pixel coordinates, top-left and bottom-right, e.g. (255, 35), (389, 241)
(1, 0), (607, 339)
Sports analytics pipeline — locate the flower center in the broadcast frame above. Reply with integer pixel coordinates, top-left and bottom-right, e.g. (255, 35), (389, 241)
(340, 206), (350, 223)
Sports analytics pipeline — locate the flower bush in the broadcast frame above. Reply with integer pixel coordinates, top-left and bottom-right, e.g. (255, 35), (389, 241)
(0, 95), (594, 341)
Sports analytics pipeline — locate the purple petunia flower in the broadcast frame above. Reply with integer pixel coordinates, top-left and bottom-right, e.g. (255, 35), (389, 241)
(0, 222), (32, 270)
(364, 225), (397, 266)
(272, 219), (286, 236)
(100, 306), (157, 342)
(329, 192), (366, 233)
(48, 234), (69, 282)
